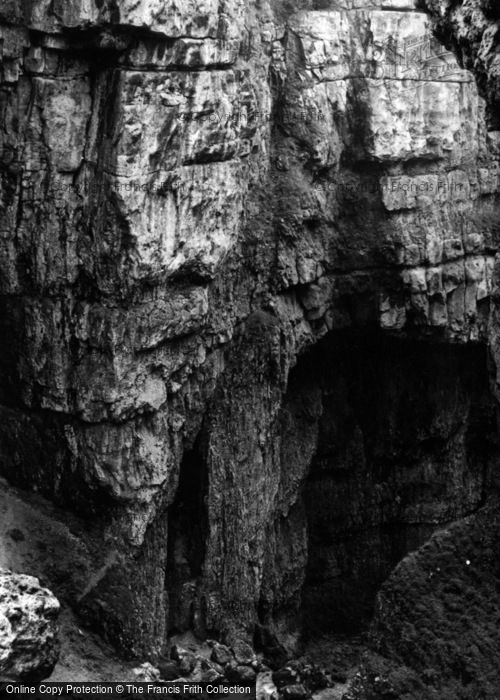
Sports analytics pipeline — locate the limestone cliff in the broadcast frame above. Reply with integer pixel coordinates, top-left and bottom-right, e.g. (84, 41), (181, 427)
(0, 0), (499, 671)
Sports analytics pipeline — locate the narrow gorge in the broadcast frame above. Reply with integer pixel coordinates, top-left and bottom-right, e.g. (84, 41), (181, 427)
(1, 0), (500, 697)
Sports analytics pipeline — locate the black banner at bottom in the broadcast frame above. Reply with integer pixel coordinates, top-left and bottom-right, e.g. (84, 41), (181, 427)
(0, 682), (256, 700)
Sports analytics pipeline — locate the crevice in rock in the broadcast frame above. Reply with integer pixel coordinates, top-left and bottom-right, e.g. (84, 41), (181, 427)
(166, 436), (209, 637)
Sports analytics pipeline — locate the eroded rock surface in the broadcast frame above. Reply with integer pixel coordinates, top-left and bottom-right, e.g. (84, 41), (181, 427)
(421, 0), (500, 122)
(0, 0), (499, 666)
(0, 571), (60, 681)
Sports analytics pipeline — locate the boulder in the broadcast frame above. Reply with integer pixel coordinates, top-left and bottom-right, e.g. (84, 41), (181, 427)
(210, 641), (233, 666)
(0, 572), (60, 681)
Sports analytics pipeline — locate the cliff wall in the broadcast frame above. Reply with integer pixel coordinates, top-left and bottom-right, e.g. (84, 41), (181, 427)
(0, 0), (499, 661)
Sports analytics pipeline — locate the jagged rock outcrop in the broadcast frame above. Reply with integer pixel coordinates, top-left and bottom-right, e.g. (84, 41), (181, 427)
(0, 0), (499, 665)
(421, 0), (500, 123)
(0, 571), (60, 681)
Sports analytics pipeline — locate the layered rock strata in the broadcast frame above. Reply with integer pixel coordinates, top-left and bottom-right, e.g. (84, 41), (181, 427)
(0, 0), (499, 660)
(334, 2), (500, 696)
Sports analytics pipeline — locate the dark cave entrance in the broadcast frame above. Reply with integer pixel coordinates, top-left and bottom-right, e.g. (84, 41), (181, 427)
(166, 437), (209, 635)
(291, 331), (498, 638)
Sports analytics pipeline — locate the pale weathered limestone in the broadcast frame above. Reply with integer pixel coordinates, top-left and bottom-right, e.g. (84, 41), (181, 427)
(0, 571), (60, 680)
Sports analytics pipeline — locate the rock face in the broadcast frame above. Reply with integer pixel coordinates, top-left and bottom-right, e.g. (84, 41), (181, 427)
(421, 0), (500, 123)
(0, 0), (499, 663)
(0, 571), (60, 680)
